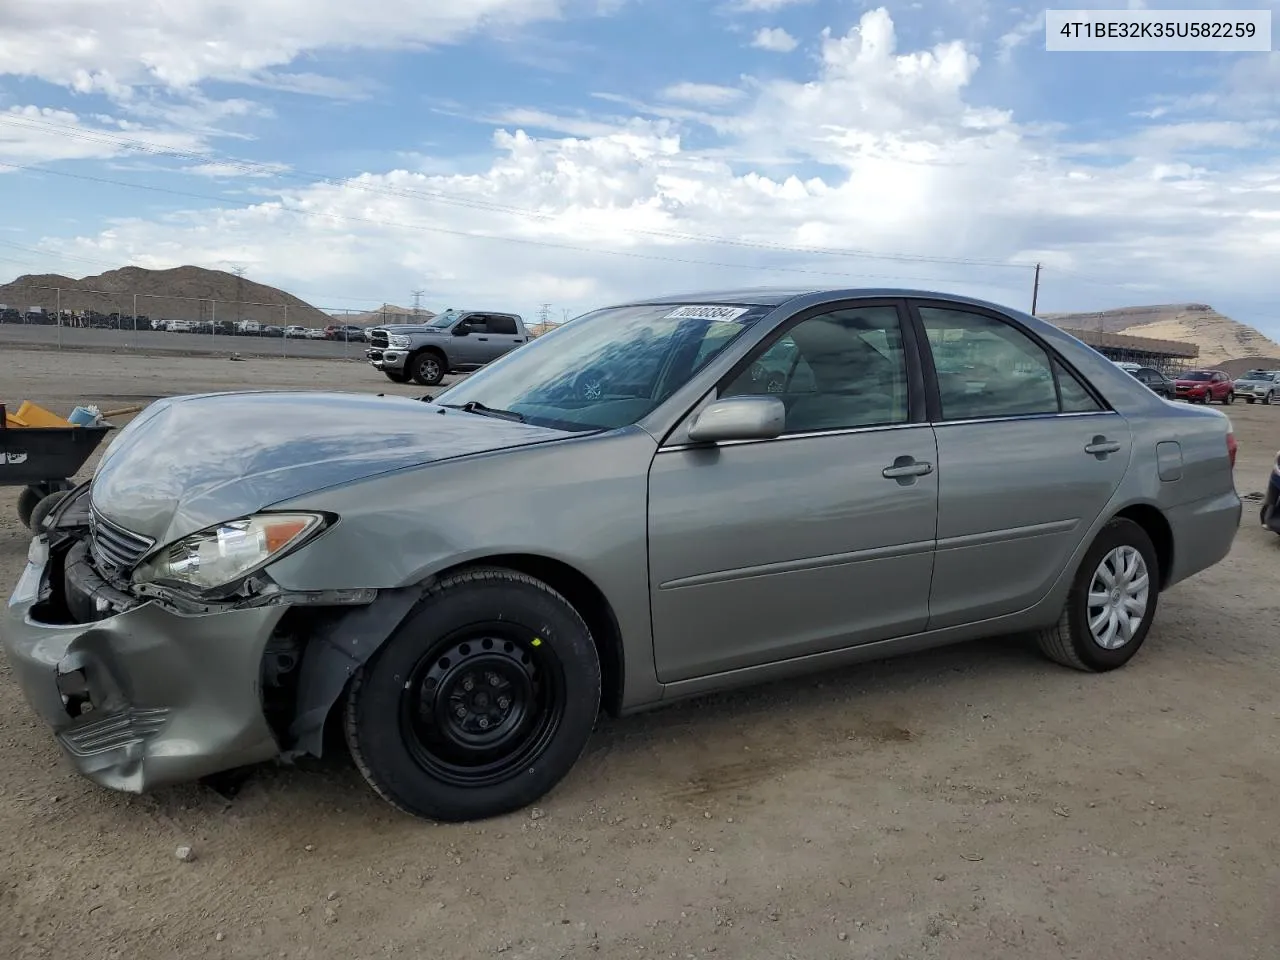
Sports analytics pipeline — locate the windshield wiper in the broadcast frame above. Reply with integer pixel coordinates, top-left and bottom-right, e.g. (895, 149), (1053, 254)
(440, 401), (526, 423)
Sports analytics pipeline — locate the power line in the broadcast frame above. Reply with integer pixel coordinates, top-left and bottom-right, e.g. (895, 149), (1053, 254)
(0, 112), (1036, 271)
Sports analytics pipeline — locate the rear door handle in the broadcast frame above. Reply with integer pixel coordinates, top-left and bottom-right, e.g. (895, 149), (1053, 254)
(1084, 436), (1122, 457)
(476, 336), (489, 341)
(882, 457), (933, 481)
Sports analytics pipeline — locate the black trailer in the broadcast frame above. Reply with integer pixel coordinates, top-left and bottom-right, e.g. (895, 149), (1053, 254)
(0, 418), (112, 529)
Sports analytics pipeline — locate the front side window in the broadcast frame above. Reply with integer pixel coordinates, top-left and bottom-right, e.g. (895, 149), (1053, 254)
(919, 306), (1100, 420)
(434, 302), (770, 430)
(721, 305), (909, 432)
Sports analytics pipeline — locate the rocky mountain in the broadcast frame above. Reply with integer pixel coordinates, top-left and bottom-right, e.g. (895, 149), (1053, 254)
(0, 266), (332, 327)
(1043, 303), (1280, 365)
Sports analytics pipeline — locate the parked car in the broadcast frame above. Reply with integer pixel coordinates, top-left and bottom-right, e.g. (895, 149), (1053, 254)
(1127, 366), (1175, 399)
(304, 327), (327, 339)
(284, 325), (308, 338)
(1113, 361), (1142, 373)
(3, 288), (1242, 823)
(1233, 369), (1280, 405)
(326, 324), (366, 342)
(262, 325), (284, 338)
(367, 309), (530, 385)
(167, 320), (193, 333)
(1262, 448), (1280, 534)
(1173, 369), (1234, 404)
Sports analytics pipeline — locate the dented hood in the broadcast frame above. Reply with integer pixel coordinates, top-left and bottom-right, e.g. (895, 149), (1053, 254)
(90, 391), (567, 545)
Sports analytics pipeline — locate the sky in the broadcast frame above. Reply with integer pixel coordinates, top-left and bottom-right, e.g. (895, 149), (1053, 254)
(0, 0), (1278, 331)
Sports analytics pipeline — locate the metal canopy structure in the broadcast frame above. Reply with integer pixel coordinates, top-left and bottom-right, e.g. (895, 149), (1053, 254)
(1062, 326), (1200, 374)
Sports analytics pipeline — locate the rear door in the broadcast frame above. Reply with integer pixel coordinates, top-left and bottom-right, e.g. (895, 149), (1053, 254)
(909, 299), (1132, 629)
(477, 314), (527, 361)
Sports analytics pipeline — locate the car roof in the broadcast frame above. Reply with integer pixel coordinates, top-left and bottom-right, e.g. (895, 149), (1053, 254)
(618, 286), (1032, 313)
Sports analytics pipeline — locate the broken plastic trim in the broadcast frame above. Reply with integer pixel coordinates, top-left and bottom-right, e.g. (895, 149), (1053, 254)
(131, 576), (377, 617)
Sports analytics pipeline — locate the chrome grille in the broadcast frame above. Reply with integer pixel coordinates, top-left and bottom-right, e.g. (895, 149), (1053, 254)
(88, 508), (154, 575)
(369, 328), (389, 349)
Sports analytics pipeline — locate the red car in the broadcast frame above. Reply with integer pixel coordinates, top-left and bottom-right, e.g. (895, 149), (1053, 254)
(1173, 369), (1234, 404)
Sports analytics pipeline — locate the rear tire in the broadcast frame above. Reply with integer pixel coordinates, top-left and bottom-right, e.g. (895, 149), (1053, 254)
(344, 568), (601, 822)
(1034, 518), (1159, 672)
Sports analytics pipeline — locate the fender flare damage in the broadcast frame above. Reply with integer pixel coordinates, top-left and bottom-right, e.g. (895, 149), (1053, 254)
(283, 585), (426, 760)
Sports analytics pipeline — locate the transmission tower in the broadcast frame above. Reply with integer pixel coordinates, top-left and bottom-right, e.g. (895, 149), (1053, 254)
(232, 266), (246, 324)
(412, 289), (426, 318)
(538, 303), (552, 327)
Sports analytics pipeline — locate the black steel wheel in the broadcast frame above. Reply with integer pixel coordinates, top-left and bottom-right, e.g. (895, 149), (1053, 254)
(344, 567), (601, 822)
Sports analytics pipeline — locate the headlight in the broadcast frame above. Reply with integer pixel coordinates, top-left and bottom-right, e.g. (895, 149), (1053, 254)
(388, 334), (411, 349)
(133, 513), (326, 592)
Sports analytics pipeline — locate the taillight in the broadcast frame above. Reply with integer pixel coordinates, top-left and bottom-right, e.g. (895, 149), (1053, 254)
(1227, 431), (1238, 469)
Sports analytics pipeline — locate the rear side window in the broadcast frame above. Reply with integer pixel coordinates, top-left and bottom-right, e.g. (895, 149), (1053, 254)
(919, 306), (1101, 420)
(489, 315), (519, 335)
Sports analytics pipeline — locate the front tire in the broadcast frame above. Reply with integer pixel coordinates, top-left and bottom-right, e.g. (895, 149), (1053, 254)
(1246, 397), (1255, 404)
(1266, 392), (1274, 405)
(344, 568), (601, 822)
(410, 351), (446, 386)
(1034, 518), (1159, 672)
(383, 369), (410, 384)
(1223, 392), (1234, 405)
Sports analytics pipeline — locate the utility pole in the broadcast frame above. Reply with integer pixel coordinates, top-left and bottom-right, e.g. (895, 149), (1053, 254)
(538, 303), (552, 328)
(232, 266), (246, 327)
(412, 289), (425, 318)
(1030, 263), (1041, 316)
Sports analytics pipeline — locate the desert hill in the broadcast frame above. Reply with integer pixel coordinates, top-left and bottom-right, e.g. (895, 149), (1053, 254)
(332, 304), (436, 326)
(0, 266), (332, 327)
(1044, 303), (1280, 366)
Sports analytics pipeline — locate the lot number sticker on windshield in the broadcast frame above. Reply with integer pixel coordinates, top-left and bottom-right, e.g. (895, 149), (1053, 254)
(663, 305), (749, 322)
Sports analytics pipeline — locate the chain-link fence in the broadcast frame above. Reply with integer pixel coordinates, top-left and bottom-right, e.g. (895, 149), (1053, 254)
(0, 285), (406, 359)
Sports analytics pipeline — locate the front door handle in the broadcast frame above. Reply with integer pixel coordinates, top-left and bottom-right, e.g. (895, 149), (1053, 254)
(882, 456), (934, 483)
(476, 336), (489, 341)
(1085, 436), (1122, 458)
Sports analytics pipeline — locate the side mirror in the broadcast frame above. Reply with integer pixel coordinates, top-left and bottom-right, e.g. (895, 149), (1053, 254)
(452, 324), (470, 336)
(687, 396), (786, 445)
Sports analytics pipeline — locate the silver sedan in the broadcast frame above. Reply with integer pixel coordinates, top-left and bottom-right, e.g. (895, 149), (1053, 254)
(2, 288), (1242, 821)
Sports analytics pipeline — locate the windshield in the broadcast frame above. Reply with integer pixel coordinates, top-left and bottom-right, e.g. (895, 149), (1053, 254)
(427, 311), (462, 329)
(1242, 370), (1274, 380)
(434, 302), (771, 431)
(1181, 371), (1212, 381)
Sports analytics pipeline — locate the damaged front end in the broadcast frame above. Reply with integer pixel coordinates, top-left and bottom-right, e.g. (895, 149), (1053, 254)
(2, 483), (409, 793)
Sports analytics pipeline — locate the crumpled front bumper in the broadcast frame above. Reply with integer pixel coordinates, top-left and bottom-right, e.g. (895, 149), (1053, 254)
(1, 535), (287, 792)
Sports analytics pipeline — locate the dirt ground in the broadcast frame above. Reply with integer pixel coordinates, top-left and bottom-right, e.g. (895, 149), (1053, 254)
(2, 349), (1279, 960)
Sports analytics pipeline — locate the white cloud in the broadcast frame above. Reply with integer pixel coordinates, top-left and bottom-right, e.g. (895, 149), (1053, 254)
(997, 10), (1044, 62)
(751, 27), (799, 53)
(0, 0), (566, 95)
(660, 83), (746, 106)
(12, 6), (1280, 328)
(727, 0), (813, 11)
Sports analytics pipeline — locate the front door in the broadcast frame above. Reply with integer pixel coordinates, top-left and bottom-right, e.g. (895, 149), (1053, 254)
(911, 301), (1132, 629)
(648, 301), (939, 683)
